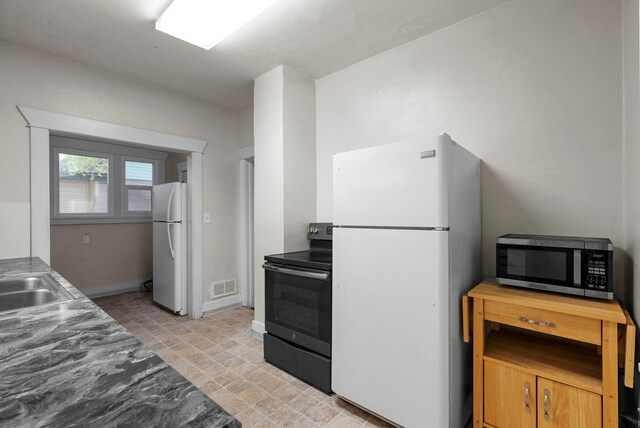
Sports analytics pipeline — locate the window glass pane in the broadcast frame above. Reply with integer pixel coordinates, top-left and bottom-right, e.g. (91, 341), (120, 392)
(125, 161), (153, 186)
(58, 153), (109, 214)
(128, 189), (152, 212)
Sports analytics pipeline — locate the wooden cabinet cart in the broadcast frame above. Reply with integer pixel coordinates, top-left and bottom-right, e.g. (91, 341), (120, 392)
(463, 282), (636, 428)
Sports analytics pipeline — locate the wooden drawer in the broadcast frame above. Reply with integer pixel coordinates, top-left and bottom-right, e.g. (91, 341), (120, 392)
(484, 300), (601, 345)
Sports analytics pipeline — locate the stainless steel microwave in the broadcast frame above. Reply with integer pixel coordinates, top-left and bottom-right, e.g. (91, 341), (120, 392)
(496, 234), (613, 300)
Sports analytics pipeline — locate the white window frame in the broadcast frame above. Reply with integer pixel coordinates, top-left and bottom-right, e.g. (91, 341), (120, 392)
(121, 156), (160, 217)
(50, 136), (166, 224)
(51, 147), (115, 220)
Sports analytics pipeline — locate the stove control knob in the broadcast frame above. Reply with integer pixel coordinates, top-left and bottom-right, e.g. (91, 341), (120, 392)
(308, 226), (313, 234)
(313, 227), (319, 234)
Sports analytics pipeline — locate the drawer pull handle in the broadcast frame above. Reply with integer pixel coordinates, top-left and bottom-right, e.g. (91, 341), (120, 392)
(524, 381), (530, 413)
(543, 388), (550, 421)
(518, 316), (556, 328)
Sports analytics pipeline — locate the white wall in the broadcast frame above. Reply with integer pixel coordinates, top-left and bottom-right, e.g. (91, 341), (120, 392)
(253, 66), (316, 328)
(240, 107), (255, 148)
(316, 0), (624, 291)
(254, 67), (285, 326)
(0, 41), (241, 302)
(623, 0), (640, 407)
(283, 67), (317, 251)
(624, 0), (640, 304)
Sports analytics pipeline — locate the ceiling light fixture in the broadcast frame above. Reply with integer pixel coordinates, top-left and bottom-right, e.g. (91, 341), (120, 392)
(156, 0), (279, 50)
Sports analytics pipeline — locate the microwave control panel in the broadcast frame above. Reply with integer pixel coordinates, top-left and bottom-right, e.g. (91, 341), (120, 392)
(585, 250), (611, 291)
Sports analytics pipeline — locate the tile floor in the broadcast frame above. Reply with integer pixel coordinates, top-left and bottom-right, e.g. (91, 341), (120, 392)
(93, 291), (392, 427)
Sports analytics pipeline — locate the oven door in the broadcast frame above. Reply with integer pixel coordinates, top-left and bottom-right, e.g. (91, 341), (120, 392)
(263, 262), (331, 357)
(496, 244), (582, 294)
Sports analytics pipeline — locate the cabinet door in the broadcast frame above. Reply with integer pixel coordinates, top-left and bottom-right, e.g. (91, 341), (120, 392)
(537, 378), (602, 428)
(484, 361), (536, 428)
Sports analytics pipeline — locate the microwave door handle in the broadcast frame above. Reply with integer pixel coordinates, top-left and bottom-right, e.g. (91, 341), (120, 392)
(574, 250), (581, 285)
(262, 264), (329, 281)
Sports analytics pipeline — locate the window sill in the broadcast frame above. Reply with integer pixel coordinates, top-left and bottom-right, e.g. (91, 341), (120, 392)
(50, 218), (152, 225)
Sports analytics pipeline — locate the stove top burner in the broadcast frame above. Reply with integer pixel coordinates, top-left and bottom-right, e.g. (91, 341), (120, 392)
(264, 250), (332, 271)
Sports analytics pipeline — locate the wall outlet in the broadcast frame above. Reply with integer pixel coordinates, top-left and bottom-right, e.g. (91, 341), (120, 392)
(82, 233), (91, 244)
(203, 212), (211, 224)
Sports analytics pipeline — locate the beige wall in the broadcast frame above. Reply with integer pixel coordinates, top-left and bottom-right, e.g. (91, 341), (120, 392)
(316, 0), (624, 294)
(165, 152), (187, 183)
(51, 223), (152, 290)
(0, 41), (241, 303)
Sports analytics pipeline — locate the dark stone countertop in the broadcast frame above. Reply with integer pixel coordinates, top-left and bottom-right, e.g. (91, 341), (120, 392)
(0, 257), (240, 428)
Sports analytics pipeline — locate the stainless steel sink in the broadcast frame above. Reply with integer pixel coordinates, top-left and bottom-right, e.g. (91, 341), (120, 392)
(0, 274), (73, 312)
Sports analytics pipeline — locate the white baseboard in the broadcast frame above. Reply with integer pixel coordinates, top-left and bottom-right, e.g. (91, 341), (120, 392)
(202, 294), (243, 315)
(81, 280), (145, 298)
(251, 320), (265, 341)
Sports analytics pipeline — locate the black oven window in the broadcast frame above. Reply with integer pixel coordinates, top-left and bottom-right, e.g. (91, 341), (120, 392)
(275, 284), (320, 337)
(506, 248), (567, 282)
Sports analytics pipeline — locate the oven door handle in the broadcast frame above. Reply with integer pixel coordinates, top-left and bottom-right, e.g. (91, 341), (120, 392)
(262, 264), (330, 281)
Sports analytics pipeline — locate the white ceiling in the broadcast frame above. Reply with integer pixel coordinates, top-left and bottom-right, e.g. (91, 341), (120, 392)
(0, 0), (509, 110)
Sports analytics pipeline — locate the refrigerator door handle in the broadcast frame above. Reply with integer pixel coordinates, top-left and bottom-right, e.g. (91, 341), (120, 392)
(166, 186), (175, 222)
(167, 223), (175, 259)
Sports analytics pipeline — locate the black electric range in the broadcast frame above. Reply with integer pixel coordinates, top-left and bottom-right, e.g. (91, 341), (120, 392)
(264, 248), (332, 271)
(263, 222), (333, 393)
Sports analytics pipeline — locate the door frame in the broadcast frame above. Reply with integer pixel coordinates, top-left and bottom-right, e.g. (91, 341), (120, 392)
(240, 145), (254, 307)
(18, 106), (207, 319)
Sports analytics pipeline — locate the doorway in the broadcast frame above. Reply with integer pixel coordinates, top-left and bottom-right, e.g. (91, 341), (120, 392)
(240, 148), (254, 308)
(20, 106), (207, 319)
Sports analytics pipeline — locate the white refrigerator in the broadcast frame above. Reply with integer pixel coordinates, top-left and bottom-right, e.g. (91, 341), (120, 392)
(152, 182), (187, 315)
(332, 133), (481, 427)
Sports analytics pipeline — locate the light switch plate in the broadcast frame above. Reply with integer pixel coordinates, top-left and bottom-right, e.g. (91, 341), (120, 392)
(82, 233), (91, 244)
(204, 212), (211, 224)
